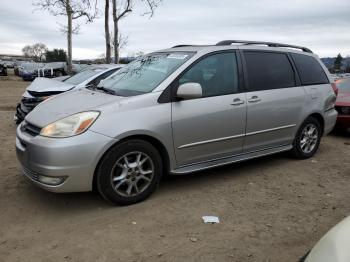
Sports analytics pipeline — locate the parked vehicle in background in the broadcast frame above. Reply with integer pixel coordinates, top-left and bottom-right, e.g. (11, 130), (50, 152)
(0, 63), (7, 76)
(334, 78), (350, 131)
(299, 216), (350, 262)
(14, 61), (26, 76)
(21, 62), (67, 81)
(16, 40), (338, 205)
(2, 61), (14, 68)
(20, 62), (45, 80)
(15, 64), (124, 123)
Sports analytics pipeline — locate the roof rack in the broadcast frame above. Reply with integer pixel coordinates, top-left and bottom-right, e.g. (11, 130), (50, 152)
(172, 44), (210, 48)
(172, 45), (193, 48)
(215, 40), (313, 53)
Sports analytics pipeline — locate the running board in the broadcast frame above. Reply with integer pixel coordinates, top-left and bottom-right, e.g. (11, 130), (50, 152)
(171, 145), (293, 175)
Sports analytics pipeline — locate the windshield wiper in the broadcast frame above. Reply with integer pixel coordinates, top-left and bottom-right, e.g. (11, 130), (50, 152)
(95, 86), (116, 95)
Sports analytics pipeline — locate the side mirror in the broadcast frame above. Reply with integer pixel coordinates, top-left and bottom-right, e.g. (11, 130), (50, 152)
(176, 82), (202, 100)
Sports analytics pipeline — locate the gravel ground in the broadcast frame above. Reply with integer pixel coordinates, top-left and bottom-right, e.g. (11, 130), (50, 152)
(0, 71), (349, 262)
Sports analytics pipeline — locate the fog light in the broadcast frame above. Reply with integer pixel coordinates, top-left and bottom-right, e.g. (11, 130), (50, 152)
(38, 175), (66, 186)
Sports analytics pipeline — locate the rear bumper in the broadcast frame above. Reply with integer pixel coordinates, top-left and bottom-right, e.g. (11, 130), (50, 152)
(324, 109), (338, 134)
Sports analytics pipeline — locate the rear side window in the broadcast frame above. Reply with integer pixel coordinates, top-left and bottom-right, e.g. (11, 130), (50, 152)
(291, 53), (329, 86)
(243, 51), (296, 91)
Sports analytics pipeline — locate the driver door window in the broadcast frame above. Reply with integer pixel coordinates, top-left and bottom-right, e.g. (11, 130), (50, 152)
(179, 52), (239, 98)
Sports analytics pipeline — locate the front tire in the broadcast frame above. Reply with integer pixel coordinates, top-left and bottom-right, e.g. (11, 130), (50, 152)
(291, 116), (322, 159)
(96, 139), (163, 205)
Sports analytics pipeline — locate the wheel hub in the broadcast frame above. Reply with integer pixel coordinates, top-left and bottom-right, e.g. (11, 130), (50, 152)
(110, 152), (155, 197)
(300, 123), (319, 154)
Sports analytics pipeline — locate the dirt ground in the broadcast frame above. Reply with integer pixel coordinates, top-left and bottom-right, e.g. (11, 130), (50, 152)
(0, 70), (349, 262)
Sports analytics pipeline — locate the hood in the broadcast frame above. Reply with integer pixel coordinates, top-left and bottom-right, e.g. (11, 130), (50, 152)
(25, 88), (124, 127)
(306, 216), (350, 262)
(336, 91), (350, 106)
(26, 77), (75, 93)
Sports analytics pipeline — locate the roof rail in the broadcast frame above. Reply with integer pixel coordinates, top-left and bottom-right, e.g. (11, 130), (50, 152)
(215, 40), (313, 53)
(172, 45), (194, 48)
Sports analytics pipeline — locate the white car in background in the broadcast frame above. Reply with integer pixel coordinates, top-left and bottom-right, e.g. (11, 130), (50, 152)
(15, 64), (124, 123)
(300, 216), (350, 262)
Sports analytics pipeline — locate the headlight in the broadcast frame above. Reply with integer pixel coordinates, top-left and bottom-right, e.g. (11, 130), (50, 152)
(40, 111), (100, 138)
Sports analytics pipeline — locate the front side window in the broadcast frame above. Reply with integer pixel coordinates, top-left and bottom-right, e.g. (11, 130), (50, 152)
(291, 53), (329, 86)
(100, 52), (194, 96)
(179, 52), (239, 97)
(244, 51), (296, 91)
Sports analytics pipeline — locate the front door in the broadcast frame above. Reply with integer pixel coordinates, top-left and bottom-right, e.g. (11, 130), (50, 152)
(171, 51), (247, 166)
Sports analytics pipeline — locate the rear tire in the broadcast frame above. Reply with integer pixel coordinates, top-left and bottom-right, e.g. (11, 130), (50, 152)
(291, 116), (322, 159)
(96, 139), (163, 205)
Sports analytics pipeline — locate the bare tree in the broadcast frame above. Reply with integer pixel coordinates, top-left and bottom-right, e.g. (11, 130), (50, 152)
(22, 43), (48, 61)
(111, 0), (161, 63)
(110, 32), (129, 57)
(34, 0), (98, 73)
(105, 0), (111, 63)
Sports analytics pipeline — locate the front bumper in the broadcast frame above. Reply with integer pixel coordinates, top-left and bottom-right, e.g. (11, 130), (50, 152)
(16, 124), (116, 193)
(22, 73), (36, 81)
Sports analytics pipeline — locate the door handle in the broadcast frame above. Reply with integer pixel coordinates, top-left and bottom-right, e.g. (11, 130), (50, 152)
(231, 98), (245, 106)
(248, 96), (261, 103)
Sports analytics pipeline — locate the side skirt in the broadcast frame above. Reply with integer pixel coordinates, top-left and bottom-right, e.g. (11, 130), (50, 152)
(170, 144), (293, 175)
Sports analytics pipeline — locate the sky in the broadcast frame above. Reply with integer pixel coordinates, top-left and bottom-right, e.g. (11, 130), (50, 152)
(0, 0), (349, 59)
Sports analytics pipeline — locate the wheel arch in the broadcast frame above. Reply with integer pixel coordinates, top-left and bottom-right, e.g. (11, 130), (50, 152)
(307, 112), (325, 135)
(92, 134), (171, 191)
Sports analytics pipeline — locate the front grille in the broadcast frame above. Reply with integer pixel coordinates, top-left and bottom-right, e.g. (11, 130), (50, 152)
(22, 166), (40, 181)
(21, 121), (41, 136)
(21, 97), (41, 111)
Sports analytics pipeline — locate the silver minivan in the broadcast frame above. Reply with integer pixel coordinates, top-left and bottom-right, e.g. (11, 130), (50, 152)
(16, 40), (338, 205)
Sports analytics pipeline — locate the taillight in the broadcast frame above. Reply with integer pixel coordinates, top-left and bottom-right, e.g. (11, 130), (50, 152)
(331, 83), (338, 96)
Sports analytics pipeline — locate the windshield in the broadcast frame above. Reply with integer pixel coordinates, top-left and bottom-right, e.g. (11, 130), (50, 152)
(64, 68), (107, 85)
(336, 78), (350, 92)
(100, 52), (194, 96)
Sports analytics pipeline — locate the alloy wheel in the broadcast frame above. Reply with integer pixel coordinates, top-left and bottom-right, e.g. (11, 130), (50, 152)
(300, 123), (319, 154)
(110, 152), (154, 197)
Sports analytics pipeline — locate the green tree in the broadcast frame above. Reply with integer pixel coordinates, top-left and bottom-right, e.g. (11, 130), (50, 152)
(334, 53), (343, 72)
(45, 49), (67, 62)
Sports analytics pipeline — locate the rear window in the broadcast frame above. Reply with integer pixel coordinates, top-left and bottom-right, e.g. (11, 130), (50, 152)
(243, 51), (296, 91)
(291, 53), (329, 86)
